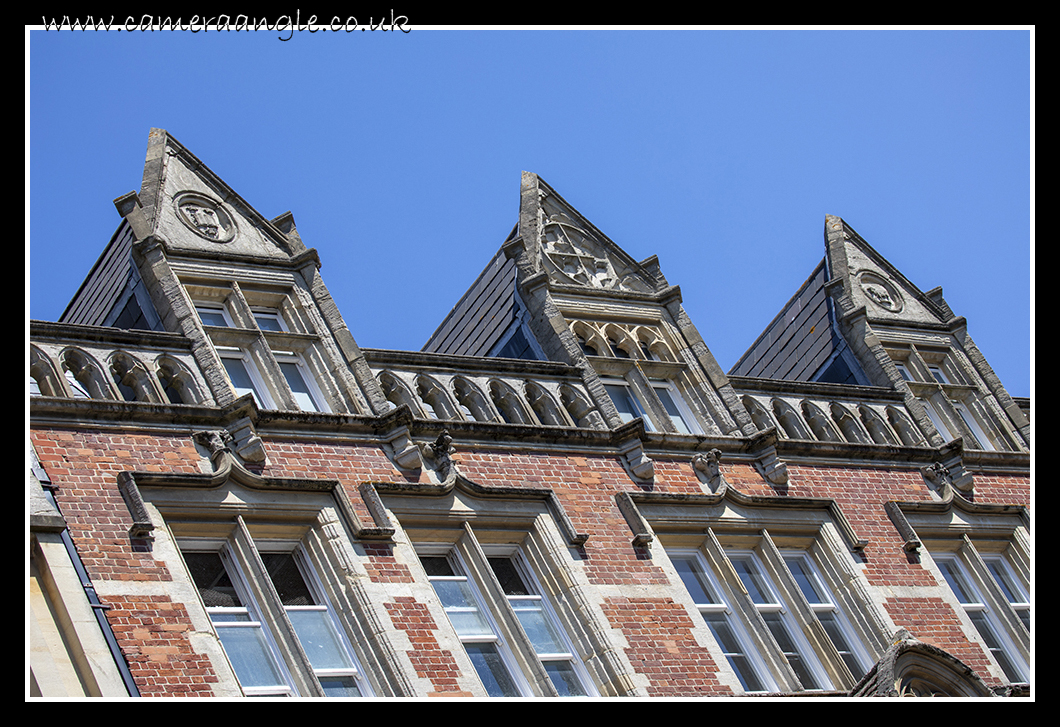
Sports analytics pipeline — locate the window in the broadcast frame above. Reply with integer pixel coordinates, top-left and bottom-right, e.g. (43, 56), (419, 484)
(274, 353), (329, 412)
(934, 554), (1028, 684)
(259, 549), (365, 696)
(894, 502), (1030, 685)
(418, 544), (596, 698)
(124, 452), (388, 697)
(651, 380), (700, 435)
(183, 548), (296, 697)
(982, 556), (1029, 631)
(487, 554), (591, 696)
(182, 538), (373, 698)
(196, 304), (233, 328)
(664, 535), (877, 693)
(727, 551), (833, 690)
(193, 293), (337, 413)
(252, 308), (287, 332)
(670, 552), (772, 692)
(420, 551), (526, 697)
(630, 490), (885, 693)
(885, 344), (1018, 451)
(952, 400), (994, 451)
(782, 553), (870, 679)
(602, 378), (652, 430)
(218, 349), (273, 408)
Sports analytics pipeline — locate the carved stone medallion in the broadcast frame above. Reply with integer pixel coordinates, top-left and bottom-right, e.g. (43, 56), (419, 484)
(175, 193), (236, 243)
(859, 271), (903, 313)
(539, 210), (653, 294)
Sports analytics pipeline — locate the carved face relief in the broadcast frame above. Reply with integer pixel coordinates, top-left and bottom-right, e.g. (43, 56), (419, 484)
(175, 193), (236, 243)
(859, 271), (903, 313)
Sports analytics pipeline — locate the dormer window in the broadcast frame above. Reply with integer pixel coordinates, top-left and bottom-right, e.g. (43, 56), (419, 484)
(196, 305), (232, 328)
(602, 378), (653, 431)
(252, 308), (287, 332)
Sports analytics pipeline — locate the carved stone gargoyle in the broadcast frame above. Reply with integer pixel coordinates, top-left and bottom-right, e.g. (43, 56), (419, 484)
(421, 430), (458, 485)
(692, 448), (727, 494)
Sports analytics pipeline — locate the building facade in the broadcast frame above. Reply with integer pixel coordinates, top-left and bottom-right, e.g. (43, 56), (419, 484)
(29, 129), (1030, 698)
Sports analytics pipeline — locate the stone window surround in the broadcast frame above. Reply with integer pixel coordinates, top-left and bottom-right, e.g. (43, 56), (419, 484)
(365, 474), (630, 697)
(116, 439), (405, 697)
(884, 341), (1020, 452)
(888, 499), (1030, 685)
(619, 489), (888, 693)
(186, 278), (344, 414)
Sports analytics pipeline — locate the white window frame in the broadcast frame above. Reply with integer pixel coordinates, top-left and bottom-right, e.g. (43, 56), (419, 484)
(181, 542), (298, 697)
(951, 399), (995, 451)
(273, 351), (330, 413)
(780, 551), (873, 680)
(217, 347), (275, 409)
(255, 542), (372, 697)
(933, 553), (1028, 684)
(669, 549), (776, 693)
(650, 379), (702, 435)
(181, 533), (375, 698)
(982, 555), (1030, 631)
(196, 303), (236, 329)
(600, 377), (653, 431)
(483, 547), (598, 697)
(417, 545), (532, 697)
(251, 307), (289, 333)
(726, 549), (835, 691)
(650, 514), (886, 694)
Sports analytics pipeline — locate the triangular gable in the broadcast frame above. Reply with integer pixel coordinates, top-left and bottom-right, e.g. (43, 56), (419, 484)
(137, 128), (302, 261)
(825, 215), (950, 326)
(520, 172), (662, 295)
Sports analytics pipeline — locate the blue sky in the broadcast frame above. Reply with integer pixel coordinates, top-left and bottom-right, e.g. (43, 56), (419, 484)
(27, 27), (1032, 397)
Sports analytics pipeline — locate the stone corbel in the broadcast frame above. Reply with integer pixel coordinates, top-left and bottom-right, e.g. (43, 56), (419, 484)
(921, 446), (974, 498)
(113, 191), (152, 241)
(749, 428), (789, 486)
(615, 492), (653, 547)
(612, 421), (654, 482)
(620, 438), (655, 481)
(387, 426), (424, 471)
(227, 413), (266, 463)
(884, 501), (922, 553)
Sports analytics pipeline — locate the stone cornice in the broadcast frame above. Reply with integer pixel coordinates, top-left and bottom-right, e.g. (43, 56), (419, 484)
(30, 320), (192, 350)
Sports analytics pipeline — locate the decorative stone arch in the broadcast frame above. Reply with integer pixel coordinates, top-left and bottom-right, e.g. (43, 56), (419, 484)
(30, 346), (67, 397)
(489, 379), (535, 425)
(802, 400), (841, 442)
(742, 396), (775, 433)
(570, 321), (607, 357)
(559, 384), (603, 429)
(830, 402), (869, 444)
(451, 376), (496, 423)
(523, 380), (570, 427)
(859, 405), (899, 445)
(108, 350), (164, 403)
(601, 323), (636, 359)
(59, 347), (116, 400)
(887, 406), (926, 447)
(376, 370), (423, 416)
(631, 326), (671, 361)
(415, 374), (462, 421)
(155, 355), (205, 405)
(771, 398), (811, 440)
(851, 637), (996, 697)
